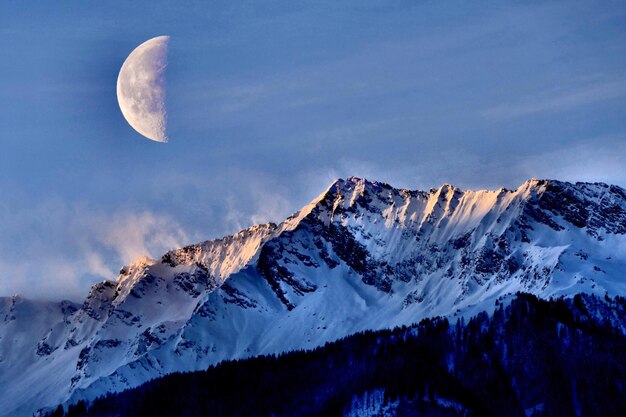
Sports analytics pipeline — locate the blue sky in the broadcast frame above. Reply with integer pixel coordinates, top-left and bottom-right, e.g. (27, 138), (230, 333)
(1, 0), (625, 299)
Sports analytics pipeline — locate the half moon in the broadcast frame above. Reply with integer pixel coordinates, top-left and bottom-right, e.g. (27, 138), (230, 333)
(117, 36), (170, 143)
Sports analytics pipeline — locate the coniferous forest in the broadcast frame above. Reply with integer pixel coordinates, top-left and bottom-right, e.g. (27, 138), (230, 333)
(47, 293), (626, 417)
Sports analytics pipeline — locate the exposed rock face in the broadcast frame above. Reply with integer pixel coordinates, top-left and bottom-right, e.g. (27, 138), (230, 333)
(1, 177), (626, 417)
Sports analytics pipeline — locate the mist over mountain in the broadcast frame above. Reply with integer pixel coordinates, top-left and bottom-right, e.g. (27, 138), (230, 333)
(2, 177), (626, 417)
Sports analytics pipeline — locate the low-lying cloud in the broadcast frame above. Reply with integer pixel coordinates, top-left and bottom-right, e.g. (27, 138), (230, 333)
(0, 201), (189, 301)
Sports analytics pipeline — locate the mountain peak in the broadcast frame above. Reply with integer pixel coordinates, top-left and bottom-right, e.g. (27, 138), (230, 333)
(3, 176), (626, 417)
(327, 176), (394, 193)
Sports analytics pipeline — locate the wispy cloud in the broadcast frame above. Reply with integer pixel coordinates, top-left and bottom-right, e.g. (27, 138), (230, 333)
(516, 134), (626, 184)
(482, 79), (626, 119)
(219, 170), (297, 232)
(0, 201), (188, 301)
(174, 21), (497, 126)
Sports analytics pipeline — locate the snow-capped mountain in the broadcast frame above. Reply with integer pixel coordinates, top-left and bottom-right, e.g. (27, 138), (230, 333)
(2, 177), (626, 417)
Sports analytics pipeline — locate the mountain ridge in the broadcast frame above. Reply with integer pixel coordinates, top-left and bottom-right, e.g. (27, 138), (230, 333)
(1, 176), (625, 417)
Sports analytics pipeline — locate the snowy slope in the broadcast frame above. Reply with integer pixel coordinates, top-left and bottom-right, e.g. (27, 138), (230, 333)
(1, 177), (626, 417)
